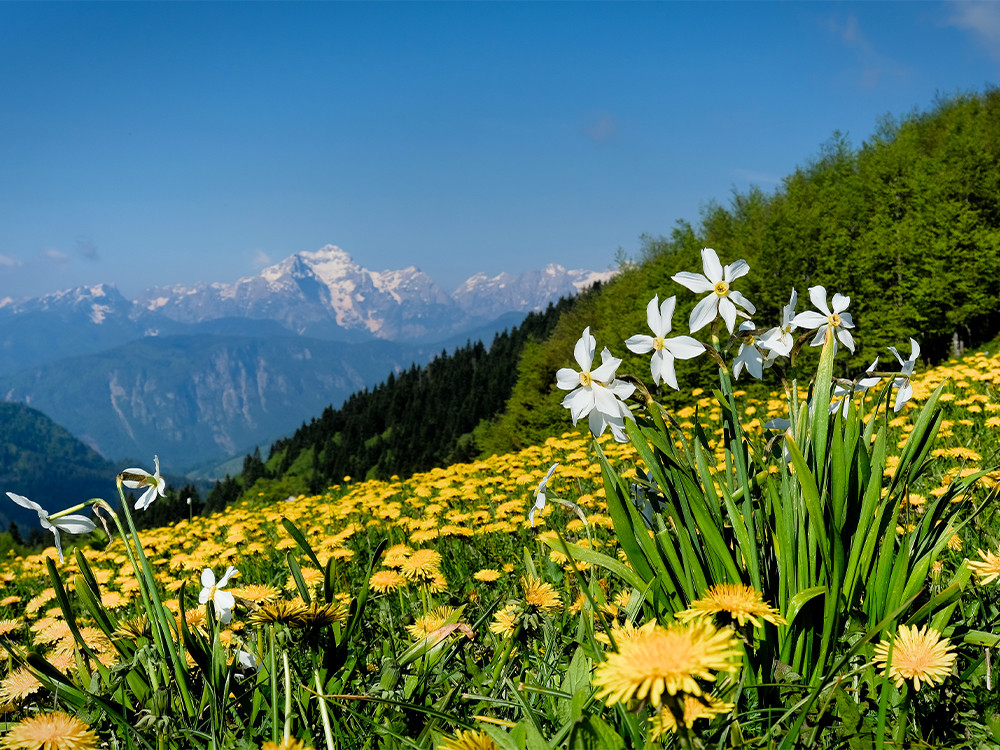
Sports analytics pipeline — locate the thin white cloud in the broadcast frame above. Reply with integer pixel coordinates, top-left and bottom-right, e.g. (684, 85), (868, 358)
(822, 12), (910, 90)
(946, 1), (1000, 62)
(582, 112), (617, 144)
(0, 254), (22, 269)
(251, 249), (272, 269)
(43, 248), (70, 263)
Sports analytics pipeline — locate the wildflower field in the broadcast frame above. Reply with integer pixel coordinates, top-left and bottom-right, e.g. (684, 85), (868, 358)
(6, 251), (1000, 749)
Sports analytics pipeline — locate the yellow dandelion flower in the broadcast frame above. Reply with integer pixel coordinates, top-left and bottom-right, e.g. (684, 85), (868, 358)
(0, 711), (99, 750)
(406, 605), (459, 641)
(592, 620), (742, 705)
(595, 618), (658, 647)
(489, 604), (520, 636)
(260, 738), (314, 750)
(231, 584), (282, 604)
(873, 624), (956, 691)
(298, 602), (350, 629)
(400, 549), (443, 583)
(0, 667), (42, 704)
(473, 569), (502, 582)
(648, 694), (735, 737)
(521, 576), (561, 615)
(676, 583), (786, 628)
(247, 600), (309, 627)
(968, 548), (1000, 584)
(285, 568), (324, 591)
(0, 620), (21, 638)
(369, 570), (407, 593)
(437, 729), (500, 750)
(112, 615), (150, 641)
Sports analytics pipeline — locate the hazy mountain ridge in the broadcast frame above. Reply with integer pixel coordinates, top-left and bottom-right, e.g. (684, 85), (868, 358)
(0, 245), (612, 473)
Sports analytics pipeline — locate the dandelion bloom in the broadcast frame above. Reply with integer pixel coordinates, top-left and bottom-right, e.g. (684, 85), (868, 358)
(648, 694), (734, 737)
(231, 584), (282, 604)
(968, 549), (1000, 584)
(437, 729), (500, 750)
(406, 606), (459, 640)
(0, 711), (99, 750)
(369, 570), (407, 593)
(873, 624), (956, 691)
(592, 620), (741, 705)
(400, 549), (443, 583)
(260, 739), (314, 750)
(521, 576), (562, 615)
(676, 583), (786, 628)
(489, 604), (520, 636)
(0, 667), (41, 704)
(247, 600), (309, 627)
(473, 569), (502, 583)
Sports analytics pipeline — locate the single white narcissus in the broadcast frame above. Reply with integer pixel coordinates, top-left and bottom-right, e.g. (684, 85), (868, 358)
(757, 288), (798, 361)
(556, 327), (635, 441)
(889, 338), (920, 412)
(121, 455), (167, 511)
(625, 295), (704, 389)
(200, 566), (238, 624)
(791, 286), (855, 354)
(5, 492), (96, 564)
(671, 247), (756, 334)
(830, 357), (880, 416)
(732, 321), (765, 380)
(529, 463), (559, 527)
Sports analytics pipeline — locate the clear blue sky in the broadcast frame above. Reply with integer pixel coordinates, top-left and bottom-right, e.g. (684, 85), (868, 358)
(1, 1), (997, 301)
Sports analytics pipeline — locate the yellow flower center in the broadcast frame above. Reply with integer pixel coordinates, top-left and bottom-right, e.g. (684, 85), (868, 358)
(653, 336), (665, 351)
(579, 371), (592, 387)
(714, 280), (729, 296)
(829, 313), (842, 327)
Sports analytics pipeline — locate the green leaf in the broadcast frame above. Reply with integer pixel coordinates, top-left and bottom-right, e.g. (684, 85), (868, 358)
(567, 716), (625, 750)
(281, 517), (324, 570)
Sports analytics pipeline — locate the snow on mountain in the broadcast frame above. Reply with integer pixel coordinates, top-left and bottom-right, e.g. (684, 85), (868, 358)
(1, 245), (614, 343)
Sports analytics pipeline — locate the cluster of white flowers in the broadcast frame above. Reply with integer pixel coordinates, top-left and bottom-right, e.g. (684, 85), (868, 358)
(558, 247), (921, 440)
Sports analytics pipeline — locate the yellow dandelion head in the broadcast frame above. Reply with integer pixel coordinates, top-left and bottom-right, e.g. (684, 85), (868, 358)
(521, 576), (562, 615)
(473, 569), (502, 583)
(873, 624), (956, 691)
(489, 604), (520, 636)
(231, 584), (282, 604)
(676, 583), (786, 628)
(969, 548), (1000, 584)
(592, 619), (742, 706)
(406, 605), (459, 641)
(369, 570), (407, 593)
(400, 549), (443, 583)
(437, 728), (500, 750)
(0, 667), (42, 704)
(247, 600), (309, 627)
(260, 738), (314, 750)
(0, 711), (100, 750)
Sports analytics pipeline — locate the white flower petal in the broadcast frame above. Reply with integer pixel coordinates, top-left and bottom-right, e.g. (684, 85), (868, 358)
(728, 290), (756, 315)
(718, 297), (738, 334)
(807, 286), (831, 315)
(688, 294), (720, 333)
(201, 568), (216, 589)
(671, 271), (715, 294)
(663, 335), (704, 360)
(791, 311), (829, 329)
(556, 367), (581, 390)
(837, 328), (856, 353)
(831, 293), (850, 314)
(701, 248), (724, 283)
(725, 259), (750, 281)
(573, 328), (595, 371)
(50, 515), (96, 534)
(644, 296), (662, 335)
(625, 334), (655, 354)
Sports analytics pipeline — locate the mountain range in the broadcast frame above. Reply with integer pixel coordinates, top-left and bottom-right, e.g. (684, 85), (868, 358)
(0, 245), (612, 475)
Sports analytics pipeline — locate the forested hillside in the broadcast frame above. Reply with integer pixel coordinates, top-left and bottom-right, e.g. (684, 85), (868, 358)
(203, 294), (581, 511)
(477, 88), (1000, 454)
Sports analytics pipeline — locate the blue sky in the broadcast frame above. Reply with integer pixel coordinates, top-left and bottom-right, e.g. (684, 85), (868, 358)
(1, 2), (998, 301)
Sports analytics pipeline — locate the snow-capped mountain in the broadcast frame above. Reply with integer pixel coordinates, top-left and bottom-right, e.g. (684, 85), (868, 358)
(136, 245), (612, 340)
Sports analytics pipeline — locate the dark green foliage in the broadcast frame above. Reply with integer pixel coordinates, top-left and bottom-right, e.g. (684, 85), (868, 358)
(0, 401), (118, 529)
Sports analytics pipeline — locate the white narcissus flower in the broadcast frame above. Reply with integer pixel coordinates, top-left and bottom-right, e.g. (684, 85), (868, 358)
(889, 338), (920, 412)
(625, 295), (704, 389)
(757, 289), (799, 361)
(732, 322), (765, 380)
(5, 492), (96, 564)
(199, 566), (238, 625)
(556, 327), (635, 442)
(791, 286), (855, 354)
(121, 455), (166, 511)
(830, 357), (881, 416)
(529, 463), (559, 527)
(671, 247), (756, 334)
